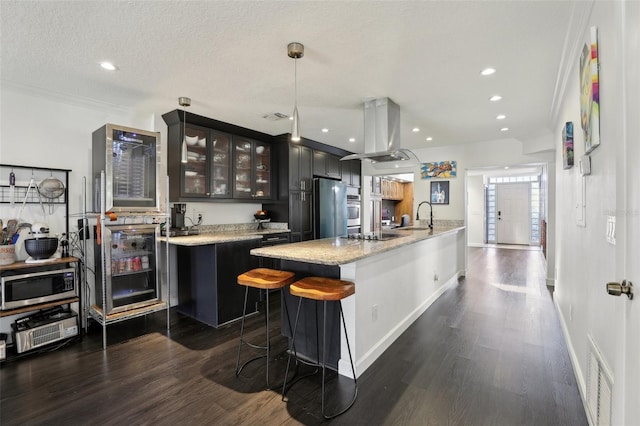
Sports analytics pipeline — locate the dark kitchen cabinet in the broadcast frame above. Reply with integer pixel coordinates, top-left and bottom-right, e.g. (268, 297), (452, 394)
(176, 239), (260, 327)
(177, 125), (233, 199)
(341, 160), (361, 188)
(233, 138), (272, 200)
(259, 232), (290, 270)
(210, 130), (233, 198)
(289, 144), (313, 191)
(263, 135), (353, 242)
(289, 190), (313, 242)
(163, 109), (274, 202)
(313, 150), (342, 180)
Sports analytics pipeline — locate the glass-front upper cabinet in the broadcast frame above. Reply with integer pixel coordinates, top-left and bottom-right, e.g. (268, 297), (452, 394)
(181, 123), (210, 198)
(233, 138), (271, 199)
(210, 130), (232, 198)
(92, 124), (161, 213)
(253, 142), (271, 199)
(182, 125), (232, 199)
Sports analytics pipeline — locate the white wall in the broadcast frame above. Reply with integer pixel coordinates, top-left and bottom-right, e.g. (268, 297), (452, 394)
(0, 84), (263, 227)
(361, 138), (554, 223)
(552, 1), (639, 424)
(0, 84), (266, 339)
(466, 174), (485, 246)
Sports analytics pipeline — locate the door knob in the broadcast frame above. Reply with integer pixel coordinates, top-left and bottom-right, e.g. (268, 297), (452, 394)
(606, 280), (633, 300)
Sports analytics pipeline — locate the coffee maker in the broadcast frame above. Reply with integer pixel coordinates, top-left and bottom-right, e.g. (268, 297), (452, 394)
(171, 203), (188, 236)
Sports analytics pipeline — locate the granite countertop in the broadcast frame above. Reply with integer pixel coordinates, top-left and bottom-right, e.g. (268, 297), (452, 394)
(250, 225), (465, 266)
(160, 227), (290, 246)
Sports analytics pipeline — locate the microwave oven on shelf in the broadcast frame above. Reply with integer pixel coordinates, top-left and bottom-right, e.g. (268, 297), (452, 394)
(1, 267), (77, 311)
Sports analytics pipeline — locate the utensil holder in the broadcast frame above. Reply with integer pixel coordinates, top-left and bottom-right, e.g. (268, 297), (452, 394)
(0, 245), (16, 265)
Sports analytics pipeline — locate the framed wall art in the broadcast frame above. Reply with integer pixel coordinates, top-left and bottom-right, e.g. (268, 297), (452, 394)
(562, 121), (574, 169)
(430, 181), (449, 205)
(580, 26), (600, 153)
(421, 160), (457, 179)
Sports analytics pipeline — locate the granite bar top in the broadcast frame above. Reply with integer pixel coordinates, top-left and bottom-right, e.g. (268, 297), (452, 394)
(250, 225), (465, 266)
(160, 223), (290, 246)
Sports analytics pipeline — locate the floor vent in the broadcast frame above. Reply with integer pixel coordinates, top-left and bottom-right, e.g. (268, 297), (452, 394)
(587, 335), (613, 425)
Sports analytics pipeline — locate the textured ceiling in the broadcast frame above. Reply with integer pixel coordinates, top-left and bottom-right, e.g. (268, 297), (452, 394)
(1, 1), (577, 153)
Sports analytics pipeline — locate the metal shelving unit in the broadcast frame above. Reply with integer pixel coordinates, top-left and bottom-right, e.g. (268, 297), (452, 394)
(83, 172), (171, 349)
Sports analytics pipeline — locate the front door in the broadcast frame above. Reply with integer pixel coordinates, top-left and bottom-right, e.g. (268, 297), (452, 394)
(496, 183), (530, 245)
(619, 2), (640, 422)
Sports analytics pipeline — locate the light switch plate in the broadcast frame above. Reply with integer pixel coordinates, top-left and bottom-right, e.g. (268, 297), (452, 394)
(606, 216), (616, 245)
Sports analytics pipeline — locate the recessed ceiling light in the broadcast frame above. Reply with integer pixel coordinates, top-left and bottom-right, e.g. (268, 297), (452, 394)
(500, 127), (509, 132)
(348, 138), (355, 142)
(426, 137), (433, 141)
(480, 67), (496, 76)
(289, 116), (294, 121)
(412, 127), (420, 133)
(100, 61), (118, 71)
(322, 128), (329, 133)
(496, 114), (506, 120)
(504, 166), (510, 170)
(489, 95), (502, 101)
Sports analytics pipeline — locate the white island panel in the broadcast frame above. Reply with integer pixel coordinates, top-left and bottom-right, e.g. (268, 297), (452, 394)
(338, 228), (465, 377)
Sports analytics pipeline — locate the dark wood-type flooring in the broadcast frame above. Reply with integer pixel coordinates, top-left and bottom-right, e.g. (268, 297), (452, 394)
(1, 247), (587, 425)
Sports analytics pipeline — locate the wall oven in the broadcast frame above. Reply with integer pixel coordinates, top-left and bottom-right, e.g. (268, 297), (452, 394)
(347, 194), (361, 229)
(1, 267), (77, 310)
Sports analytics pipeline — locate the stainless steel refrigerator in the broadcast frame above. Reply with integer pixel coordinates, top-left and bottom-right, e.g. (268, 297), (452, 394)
(313, 178), (348, 238)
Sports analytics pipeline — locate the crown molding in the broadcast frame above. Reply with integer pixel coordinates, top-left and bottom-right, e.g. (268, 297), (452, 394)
(549, 0), (595, 127)
(1, 79), (132, 115)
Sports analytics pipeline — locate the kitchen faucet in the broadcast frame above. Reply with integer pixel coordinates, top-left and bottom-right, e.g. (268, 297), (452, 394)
(416, 201), (433, 229)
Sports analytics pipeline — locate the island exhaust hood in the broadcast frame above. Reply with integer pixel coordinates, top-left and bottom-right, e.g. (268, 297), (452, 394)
(341, 97), (420, 169)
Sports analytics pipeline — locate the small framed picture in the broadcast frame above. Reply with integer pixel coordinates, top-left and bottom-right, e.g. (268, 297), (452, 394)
(562, 121), (574, 169)
(430, 181), (449, 205)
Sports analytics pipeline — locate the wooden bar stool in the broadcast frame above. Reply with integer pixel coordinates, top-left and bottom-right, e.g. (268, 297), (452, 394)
(282, 276), (358, 419)
(236, 267), (296, 388)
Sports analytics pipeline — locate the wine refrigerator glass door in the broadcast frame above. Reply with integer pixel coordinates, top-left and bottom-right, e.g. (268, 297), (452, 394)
(99, 124), (161, 212)
(97, 224), (160, 314)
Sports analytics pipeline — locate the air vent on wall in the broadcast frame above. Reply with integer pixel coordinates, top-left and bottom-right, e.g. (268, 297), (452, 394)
(587, 335), (613, 426)
(262, 112), (290, 121)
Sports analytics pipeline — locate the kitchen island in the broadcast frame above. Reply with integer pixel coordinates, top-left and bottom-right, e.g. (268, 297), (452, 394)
(160, 225), (290, 327)
(250, 225), (466, 378)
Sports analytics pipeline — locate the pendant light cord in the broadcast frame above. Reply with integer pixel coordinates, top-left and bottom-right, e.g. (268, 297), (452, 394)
(294, 57), (298, 109)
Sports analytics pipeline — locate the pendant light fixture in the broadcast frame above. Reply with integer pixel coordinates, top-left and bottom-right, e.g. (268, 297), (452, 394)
(179, 97), (191, 163)
(288, 42), (304, 142)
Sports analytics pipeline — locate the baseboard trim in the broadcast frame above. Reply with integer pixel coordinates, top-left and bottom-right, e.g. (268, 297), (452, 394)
(348, 271), (461, 377)
(554, 296), (591, 424)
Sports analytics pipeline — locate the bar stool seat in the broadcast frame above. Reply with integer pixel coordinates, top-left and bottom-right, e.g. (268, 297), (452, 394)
(282, 276), (357, 419)
(236, 268), (296, 388)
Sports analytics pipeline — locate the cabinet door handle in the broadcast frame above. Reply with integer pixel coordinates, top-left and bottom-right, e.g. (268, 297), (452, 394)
(301, 180), (305, 190)
(301, 192), (305, 201)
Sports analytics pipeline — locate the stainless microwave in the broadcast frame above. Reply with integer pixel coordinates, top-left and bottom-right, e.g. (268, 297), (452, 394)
(1, 267), (77, 310)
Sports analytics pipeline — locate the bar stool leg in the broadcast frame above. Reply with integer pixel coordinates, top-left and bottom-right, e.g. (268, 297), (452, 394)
(236, 288), (273, 387)
(235, 286), (250, 376)
(321, 300), (358, 419)
(282, 296), (303, 399)
(265, 289), (270, 386)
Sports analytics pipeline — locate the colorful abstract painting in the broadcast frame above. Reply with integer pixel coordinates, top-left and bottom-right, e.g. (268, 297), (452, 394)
(580, 26), (600, 153)
(421, 161), (457, 179)
(562, 122), (574, 169)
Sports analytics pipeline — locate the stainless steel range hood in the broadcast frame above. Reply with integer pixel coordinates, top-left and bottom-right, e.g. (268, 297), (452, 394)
(341, 97), (420, 169)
